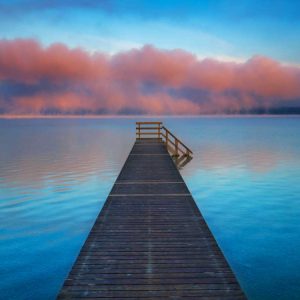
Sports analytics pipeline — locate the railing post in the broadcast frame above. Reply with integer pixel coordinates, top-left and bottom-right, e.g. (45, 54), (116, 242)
(166, 130), (169, 148)
(158, 124), (161, 139)
(186, 149), (190, 157)
(175, 138), (179, 157)
(138, 123), (141, 139)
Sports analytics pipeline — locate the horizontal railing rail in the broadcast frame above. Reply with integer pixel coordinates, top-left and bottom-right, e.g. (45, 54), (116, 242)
(136, 122), (162, 140)
(136, 122), (192, 158)
(161, 126), (193, 158)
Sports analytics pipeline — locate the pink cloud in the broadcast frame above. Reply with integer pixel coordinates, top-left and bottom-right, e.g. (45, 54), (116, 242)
(0, 38), (300, 115)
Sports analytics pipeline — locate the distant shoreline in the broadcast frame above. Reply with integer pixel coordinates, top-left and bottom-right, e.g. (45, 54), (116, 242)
(1, 114), (300, 119)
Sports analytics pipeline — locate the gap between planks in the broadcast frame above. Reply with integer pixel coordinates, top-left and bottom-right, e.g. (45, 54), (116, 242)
(108, 193), (191, 197)
(114, 181), (184, 185)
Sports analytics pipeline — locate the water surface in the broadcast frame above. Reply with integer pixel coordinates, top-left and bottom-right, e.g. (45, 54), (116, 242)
(0, 117), (300, 299)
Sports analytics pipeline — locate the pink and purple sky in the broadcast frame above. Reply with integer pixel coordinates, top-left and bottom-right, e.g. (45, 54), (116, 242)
(1, 0), (300, 115)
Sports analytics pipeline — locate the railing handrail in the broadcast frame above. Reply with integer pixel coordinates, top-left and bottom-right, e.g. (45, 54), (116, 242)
(136, 121), (162, 125)
(136, 121), (162, 140)
(136, 122), (192, 158)
(161, 126), (193, 155)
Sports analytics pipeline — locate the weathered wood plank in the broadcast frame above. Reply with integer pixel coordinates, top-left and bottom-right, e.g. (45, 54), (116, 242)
(57, 139), (246, 299)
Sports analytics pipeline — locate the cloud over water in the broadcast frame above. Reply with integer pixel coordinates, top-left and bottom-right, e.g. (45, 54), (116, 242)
(1, 39), (300, 115)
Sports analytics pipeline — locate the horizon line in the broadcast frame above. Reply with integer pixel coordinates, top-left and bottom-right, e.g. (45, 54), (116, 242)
(1, 114), (300, 119)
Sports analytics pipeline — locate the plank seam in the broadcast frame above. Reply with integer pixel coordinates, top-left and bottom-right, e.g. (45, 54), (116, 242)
(109, 193), (192, 196)
(114, 181), (185, 184)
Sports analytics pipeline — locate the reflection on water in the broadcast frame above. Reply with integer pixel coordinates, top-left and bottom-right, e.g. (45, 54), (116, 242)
(0, 117), (300, 299)
(0, 118), (134, 300)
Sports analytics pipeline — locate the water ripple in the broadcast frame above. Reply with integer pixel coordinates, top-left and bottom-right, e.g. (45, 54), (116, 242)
(1, 117), (300, 300)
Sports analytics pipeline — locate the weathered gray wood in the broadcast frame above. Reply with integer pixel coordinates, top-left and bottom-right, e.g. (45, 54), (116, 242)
(57, 140), (246, 299)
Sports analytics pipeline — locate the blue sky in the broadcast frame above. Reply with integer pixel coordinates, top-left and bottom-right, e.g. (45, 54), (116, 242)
(1, 0), (300, 115)
(0, 0), (300, 63)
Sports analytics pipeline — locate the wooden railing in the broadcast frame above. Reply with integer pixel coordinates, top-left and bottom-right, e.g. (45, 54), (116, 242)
(161, 126), (193, 158)
(136, 121), (193, 158)
(136, 122), (162, 140)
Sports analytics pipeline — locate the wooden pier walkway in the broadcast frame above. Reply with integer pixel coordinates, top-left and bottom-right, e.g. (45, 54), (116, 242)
(58, 122), (246, 299)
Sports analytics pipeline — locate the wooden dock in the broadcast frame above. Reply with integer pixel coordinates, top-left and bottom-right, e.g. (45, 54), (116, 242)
(58, 122), (246, 299)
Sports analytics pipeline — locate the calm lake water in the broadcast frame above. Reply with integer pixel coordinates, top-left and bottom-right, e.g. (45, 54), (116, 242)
(0, 116), (300, 300)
